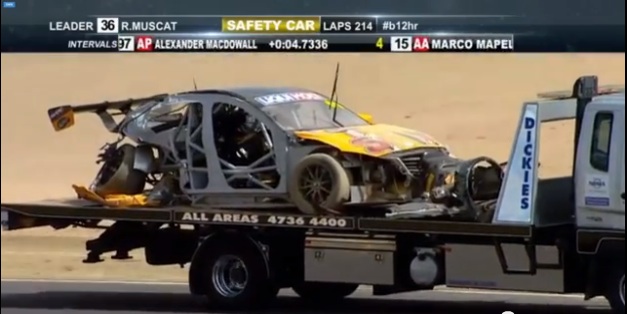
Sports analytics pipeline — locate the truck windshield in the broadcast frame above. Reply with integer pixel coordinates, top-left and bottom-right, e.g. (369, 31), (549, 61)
(261, 100), (368, 130)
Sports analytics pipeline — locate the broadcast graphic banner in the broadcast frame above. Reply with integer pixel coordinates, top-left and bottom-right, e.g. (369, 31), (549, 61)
(1, 15), (623, 53)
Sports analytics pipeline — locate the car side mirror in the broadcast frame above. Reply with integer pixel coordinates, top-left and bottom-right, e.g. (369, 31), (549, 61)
(359, 113), (374, 124)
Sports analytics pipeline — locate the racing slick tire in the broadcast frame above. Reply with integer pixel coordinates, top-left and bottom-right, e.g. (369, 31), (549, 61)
(289, 153), (350, 215)
(292, 282), (359, 301)
(93, 144), (146, 197)
(604, 263), (625, 314)
(200, 238), (278, 309)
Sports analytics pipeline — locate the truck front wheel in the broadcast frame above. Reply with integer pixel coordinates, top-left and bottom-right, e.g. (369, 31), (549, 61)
(605, 265), (625, 314)
(200, 239), (278, 309)
(292, 282), (359, 301)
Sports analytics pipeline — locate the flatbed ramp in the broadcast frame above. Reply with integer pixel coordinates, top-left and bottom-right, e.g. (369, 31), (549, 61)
(2, 200), (532, 238)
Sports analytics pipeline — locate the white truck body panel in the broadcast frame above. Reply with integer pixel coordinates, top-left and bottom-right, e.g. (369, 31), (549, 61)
(575, 93), (625, 231)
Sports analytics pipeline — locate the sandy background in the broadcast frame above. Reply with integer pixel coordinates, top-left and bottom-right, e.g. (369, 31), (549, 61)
(1, 53), (624, 280)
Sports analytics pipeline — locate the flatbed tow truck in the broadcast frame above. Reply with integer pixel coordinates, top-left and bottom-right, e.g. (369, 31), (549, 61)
(2, 76), (625, 313)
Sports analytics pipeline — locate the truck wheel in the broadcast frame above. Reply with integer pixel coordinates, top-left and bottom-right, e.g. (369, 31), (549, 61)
(292, 282), (359, 301)
(93, 144), (146, 196)
(605, 265), (625, 314)
(202, 240), (278, 309)
(289, 153), (350, 215)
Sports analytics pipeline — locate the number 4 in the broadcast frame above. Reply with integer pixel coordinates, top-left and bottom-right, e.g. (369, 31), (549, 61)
(376, 37), (384, 49)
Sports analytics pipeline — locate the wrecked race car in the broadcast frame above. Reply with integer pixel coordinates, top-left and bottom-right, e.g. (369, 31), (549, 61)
(48, 81), (503, 222)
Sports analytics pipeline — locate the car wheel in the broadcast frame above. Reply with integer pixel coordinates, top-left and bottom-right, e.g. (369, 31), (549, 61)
(93, 144), (146, 196)
(202, 239), (278, 309)
(289, 153), (350, 215)
(605, 264), (625, 314)
(292, 282), (359, 301)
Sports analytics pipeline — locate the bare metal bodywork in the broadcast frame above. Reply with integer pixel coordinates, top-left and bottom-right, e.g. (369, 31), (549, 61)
(85, 89), (315, 205)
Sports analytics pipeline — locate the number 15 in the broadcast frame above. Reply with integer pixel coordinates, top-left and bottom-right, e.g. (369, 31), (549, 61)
(391, 36), (411, 51)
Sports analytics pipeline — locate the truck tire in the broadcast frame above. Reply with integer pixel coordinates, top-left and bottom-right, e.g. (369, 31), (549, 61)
(292, 282), (359, 301)
(201, 239), (278, 309)
(289, 153), (350, 215)
(605, 264), (625, 314)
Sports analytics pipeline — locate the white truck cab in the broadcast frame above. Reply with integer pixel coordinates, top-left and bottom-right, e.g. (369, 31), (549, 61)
(484, 76), (624, 313)
(575, 92), (625, 231)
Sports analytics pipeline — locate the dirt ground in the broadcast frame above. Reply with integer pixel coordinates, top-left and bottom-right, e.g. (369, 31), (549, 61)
(1, 53), (624, 281)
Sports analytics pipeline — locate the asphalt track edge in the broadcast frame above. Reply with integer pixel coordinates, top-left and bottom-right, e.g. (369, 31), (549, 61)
(1, 278), (587, 298)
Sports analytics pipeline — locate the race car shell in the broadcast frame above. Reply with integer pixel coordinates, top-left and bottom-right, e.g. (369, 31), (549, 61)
(294, 124), (447, 157)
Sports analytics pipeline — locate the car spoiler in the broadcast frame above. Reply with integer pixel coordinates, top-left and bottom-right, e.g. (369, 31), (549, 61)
(47, 94), (169, 132)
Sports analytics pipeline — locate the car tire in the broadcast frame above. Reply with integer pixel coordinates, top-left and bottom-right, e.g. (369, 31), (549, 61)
(604, 264), (625, 314)
(93, 144), (146, 196)
(289, 153), (350, 215)
(292, 282), (359, 301)
(202, 239), (278, 310)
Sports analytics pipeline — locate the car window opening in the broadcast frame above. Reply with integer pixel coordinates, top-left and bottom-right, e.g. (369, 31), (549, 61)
(262, 100), (368, 131)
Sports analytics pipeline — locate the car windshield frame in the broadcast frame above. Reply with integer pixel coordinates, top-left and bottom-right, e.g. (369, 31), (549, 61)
(260, 100), (369, 131)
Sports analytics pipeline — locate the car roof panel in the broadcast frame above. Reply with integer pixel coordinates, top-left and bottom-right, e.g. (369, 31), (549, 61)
(180, 86), (327, 107)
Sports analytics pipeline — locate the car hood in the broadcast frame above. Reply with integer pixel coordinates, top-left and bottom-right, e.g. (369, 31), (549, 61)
(294, 124), (447, 157)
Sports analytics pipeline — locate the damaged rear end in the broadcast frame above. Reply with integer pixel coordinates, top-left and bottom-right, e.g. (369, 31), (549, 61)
(45, 94), (181, 207)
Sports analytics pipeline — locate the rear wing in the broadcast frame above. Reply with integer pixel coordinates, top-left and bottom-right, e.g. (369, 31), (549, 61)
(47, 94), (169, 132)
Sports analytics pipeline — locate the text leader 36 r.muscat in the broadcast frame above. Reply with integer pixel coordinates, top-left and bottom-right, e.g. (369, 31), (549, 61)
(49, 21), (178, 32)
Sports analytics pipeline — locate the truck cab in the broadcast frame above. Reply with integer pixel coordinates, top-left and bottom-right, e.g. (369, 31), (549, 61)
(575, 92), (625, 230)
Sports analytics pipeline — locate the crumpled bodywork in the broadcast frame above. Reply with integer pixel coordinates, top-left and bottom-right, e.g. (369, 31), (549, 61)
(294, 124), (448, 157)
(119, 97), (192, 149)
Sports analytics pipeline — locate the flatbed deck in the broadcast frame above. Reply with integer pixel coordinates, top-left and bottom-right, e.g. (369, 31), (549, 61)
(1, 199), (536, 238)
